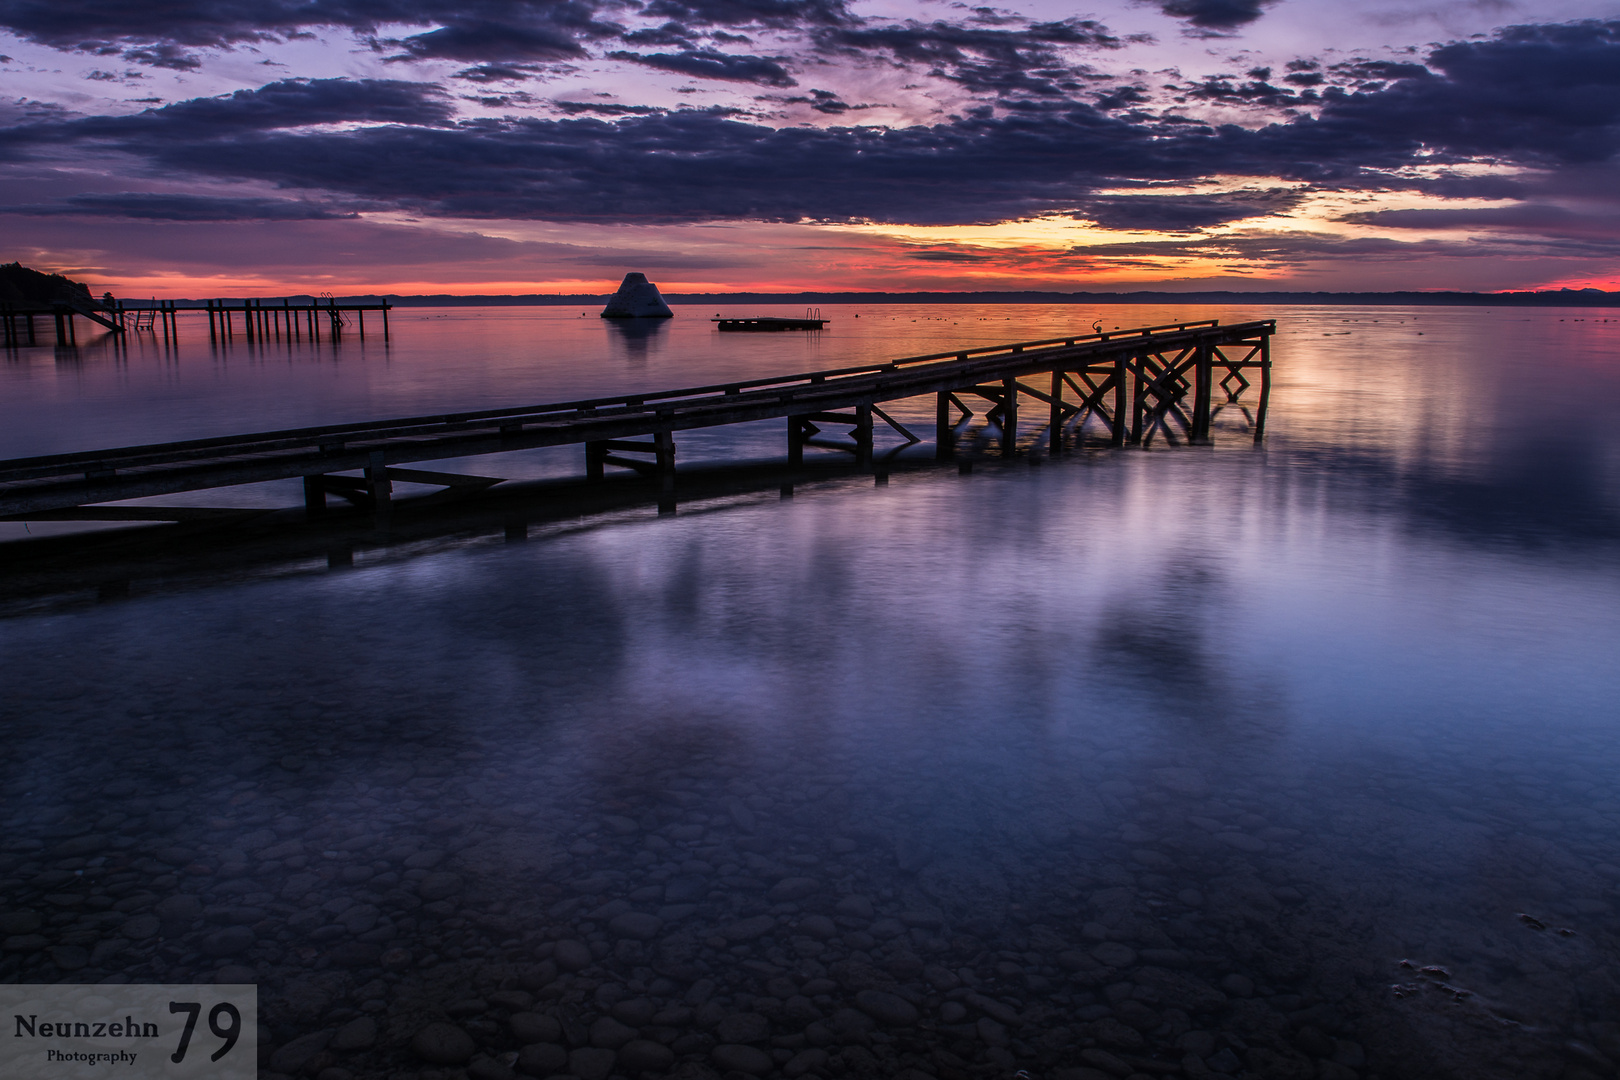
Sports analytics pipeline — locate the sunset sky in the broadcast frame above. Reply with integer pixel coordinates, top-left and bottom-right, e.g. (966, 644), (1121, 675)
(2, 1), (1618, 296)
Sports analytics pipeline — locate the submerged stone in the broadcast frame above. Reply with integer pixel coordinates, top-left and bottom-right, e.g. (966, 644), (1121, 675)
(600, 272), (673, 318)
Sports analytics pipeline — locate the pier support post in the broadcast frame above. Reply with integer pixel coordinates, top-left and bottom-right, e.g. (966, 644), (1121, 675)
(1192, 343), (1213, 443)
(855, 403), (874, 466)
(1001, 378), (1018, 455)
(1049, 369), (1063, 454)
(1254, 336), (1272, 443)
(304, 476), (327, 519)
(1129, 355), (1146, 444)
(656, 430), (676, 492)
(787, 416), (805, 467)
(1112, 356), (1127, 446)
(586, 440), (607, 480)
(366, 451), (392, 516)
(935, 391), (955, 460)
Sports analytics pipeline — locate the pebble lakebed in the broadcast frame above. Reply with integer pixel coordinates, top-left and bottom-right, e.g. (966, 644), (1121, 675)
(3, 674), (1618, 1080)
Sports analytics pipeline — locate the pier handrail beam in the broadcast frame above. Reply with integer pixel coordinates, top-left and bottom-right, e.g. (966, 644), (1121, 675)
(0, 319), (1272, 518)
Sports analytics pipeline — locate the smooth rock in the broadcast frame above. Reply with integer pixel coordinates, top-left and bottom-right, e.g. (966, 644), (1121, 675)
(590, 1016), (637, 1049)
(723, 915), (775, 941)
(467, 1056), (515, 1080)
(270, 1031), (334, 1074)
(855, 989), (918, 1026)
(516, 1042), (568, 1077)
(330, 1017), (376, 1052)
(0, 911), (42, 935)
(769, 877), (820, 902)
(50, 945), (88, 970)
(712, 1043), (773, 1076)
(154, 895), (201, 922)
(785, 1047), (830, 1076)
(1216, 832), (1267, 852)
(418, 872), (463, 901)
(1092, 941), (1137, 968)
(552, 938), (592, 971)
(201, 927), (254, 957)
(569, 1046), (617, 1080)
(608, 912), (662, 941)
(411, 1022), (476, 1065)
(716, 1012), (771, 1043)
(835, 895), (874, 920)
(510, 1013), (562, 1044)
(617, 1039), (675, 1073)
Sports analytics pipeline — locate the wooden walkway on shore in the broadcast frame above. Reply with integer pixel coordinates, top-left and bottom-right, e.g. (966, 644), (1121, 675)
(0, 319), (1272, 523)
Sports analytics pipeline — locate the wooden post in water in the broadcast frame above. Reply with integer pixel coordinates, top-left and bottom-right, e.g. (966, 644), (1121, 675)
(787, 416), (805, 467)
(1192, 343), (1213, 443)
(855, 402), (874, 466)
(586, 440), (607, 480)
(303, 476), (326, 519)
(935, 391), (954, 460)
(1049, 369), (1063, 454)
(1254, 335), (1272, 442)
(382, 306), (389, 341)
(1002, 377), (1018, 455)
(1112, 355), (1127, 445)
(655, 429), (676, 492)
(366, 451), (392, 516)
(1129, 355), (1146, 444)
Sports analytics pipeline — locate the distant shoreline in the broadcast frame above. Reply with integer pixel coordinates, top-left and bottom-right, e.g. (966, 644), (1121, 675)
(135, 289), (1620, 308)
(373, 289), (1620, 308)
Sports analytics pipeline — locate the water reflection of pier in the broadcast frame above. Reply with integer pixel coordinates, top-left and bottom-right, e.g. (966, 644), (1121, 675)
(0, 319), (1271, 525)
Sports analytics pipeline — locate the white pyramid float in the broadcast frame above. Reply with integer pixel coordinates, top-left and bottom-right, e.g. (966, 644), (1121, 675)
(600, 272), (673, 318)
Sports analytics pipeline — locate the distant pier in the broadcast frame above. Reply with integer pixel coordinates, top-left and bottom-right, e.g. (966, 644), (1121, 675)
(0, 319), (1272, 525)
(1, 296), (390, 347)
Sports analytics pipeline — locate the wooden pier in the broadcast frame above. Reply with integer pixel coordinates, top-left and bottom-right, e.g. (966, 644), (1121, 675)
(0, 319), (1272, 524)
(1, 297), (390, 346)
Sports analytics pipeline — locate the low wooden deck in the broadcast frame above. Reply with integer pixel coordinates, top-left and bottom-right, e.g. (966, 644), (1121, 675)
(0, 319), (1272, 523)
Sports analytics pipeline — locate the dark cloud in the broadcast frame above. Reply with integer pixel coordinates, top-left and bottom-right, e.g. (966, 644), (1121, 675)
(637, 0), (853, 29)
(0, 78), (454, 147)
(1076, 189), (1304, 230)
(452, 64), (544, 83)
(388, 12), (616, 63)
(552, 101), (668, 116)
(4, 20), (1618, 235)
(120, 43), (202, 70)
(11, 192), (355, 220)
(1154, 0), (1274, 32)
(1343, 203), (1620, 240)
(608, 48), (797, 86)
(814, 18), (1124, 101)
(620, 22), (700, 47)
(0, 1), (618, 50)
(1302, 20), (1620, 166)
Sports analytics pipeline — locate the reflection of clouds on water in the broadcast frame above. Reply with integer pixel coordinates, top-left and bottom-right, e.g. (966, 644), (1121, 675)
(604, 317), (668, 362)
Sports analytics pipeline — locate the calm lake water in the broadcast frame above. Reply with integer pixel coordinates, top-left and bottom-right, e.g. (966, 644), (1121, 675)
(2, 303), (1619, 1080)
